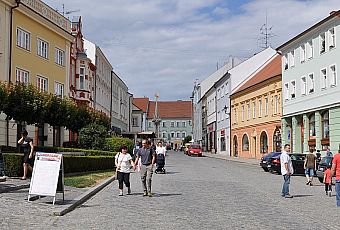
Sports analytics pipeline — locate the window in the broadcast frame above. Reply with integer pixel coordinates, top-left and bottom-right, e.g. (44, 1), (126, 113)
(301, 76), (307, 95)
(177, 122), (180, 128)
(300, 44), (306, 63)
(16, 28), (30, 50)
(37, 38), (49, 59)
(307, 40), (313, 59)
(15, 68), (29, 86)
(171, 132), (175, 138)
(265, 98), (269, 116)
(247, 104), (250, 120)
(189, 120), (191, 126)
(242, 134), (249, 151)
(329, 28), (335, 49)
(176, 132), (180, 138)
(171, 122), (174, 127)
(284, 83), (289, 100)
(148, 122), (152, 128)
(217, 89), (220, 100)
(182, 121), (186, 127)
(322, 111), (329, 139)
(252, 101), (256, 118)
(309, 114), (316, 137)
(36, 76), (48, 92)
(241, 105), (245, 121)
(274, 95), (279, 114)
(290, 81), (296, 99)
(221, 86), (224, 97)
(330, 65), (337, 86)
(162, 122), (166, 127)
(308, 73), (314, 93)
(321, 68), (327, 89)
(55, 48), (65, 66)
(79, 66), (85, 89)
(54, 82), (64, 98)
(234, 108), (238, 124)
(260, 131), (268, 154)
(320, 33), (326, 54)
(182, 132), (186, 138)
(283, 54), (288, 70)
(163, 132), (167, 138)
(132, 117), (138, 126)
(289, 50), (295, 67)
(258, 99), (262, 117)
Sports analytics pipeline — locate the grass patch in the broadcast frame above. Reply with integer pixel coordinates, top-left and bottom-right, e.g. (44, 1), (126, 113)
(64, 170), (114, 188)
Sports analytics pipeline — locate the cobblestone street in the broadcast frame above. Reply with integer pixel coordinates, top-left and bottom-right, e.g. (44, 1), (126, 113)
(1, 151), (340, 229)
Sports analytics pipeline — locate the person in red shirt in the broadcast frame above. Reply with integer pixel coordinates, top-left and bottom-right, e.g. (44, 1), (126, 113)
(331, 152), (340, 206)
(324, 166), (332, 196)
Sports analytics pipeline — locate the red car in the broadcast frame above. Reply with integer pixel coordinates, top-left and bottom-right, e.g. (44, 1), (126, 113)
(188, 144), (202, 157)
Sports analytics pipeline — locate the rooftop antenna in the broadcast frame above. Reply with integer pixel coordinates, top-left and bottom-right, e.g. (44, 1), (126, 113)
(258, 9), (275, 49)
(62, 4), (80, 17)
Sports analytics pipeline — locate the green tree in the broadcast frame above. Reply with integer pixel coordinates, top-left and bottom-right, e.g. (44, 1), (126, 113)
(0, 83), (8, 112)
(78, 123), (108, 149)
(184, 135), (192, 144)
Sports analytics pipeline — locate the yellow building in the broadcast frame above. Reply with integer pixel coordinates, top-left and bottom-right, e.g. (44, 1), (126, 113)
(230, 55), (282, 159)
(0, 0), (74, 147)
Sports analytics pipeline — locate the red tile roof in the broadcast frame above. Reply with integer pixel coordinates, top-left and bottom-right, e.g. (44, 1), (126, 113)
(147, 101), (192, 119)
(234, 55), (281, 94)
(133, 98), (149, 113)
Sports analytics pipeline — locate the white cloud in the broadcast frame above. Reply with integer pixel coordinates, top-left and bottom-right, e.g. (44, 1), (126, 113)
(44, 0), (340, 100)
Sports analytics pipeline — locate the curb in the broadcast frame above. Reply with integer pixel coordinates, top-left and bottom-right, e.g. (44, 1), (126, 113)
(53, 176), (115, 216)
(203, 154), (259, 166)
(0, 183), (30, 193)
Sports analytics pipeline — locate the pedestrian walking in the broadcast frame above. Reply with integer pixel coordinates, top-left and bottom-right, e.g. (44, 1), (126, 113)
(324, 165), (332, 196)
(18, 130), (34, 180)
(331, 150), (340, 207)
(304, 149), (317, 186)
(115, 145), (135, 196)
(326, 148), (333, 157)
(132, 141), (141, 161)
(280, 144), (294, 198)
(134, 140), (156, 197)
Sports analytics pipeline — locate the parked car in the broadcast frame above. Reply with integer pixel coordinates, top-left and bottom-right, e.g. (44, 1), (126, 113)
(260, 152), (281, 172)
(268, 153), (306, 175)
(188, 144), (202, 157)
(316, 156), (333, 183)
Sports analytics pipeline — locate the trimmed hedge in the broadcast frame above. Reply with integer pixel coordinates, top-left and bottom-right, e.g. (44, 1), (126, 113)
(104, 137), (134, 154)
(2, 153), (115, 177)
(32, 146), (115, 156)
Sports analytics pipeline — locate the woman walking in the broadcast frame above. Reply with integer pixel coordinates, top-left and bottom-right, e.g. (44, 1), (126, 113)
(18, 130), (34, 180)
(115, 145), (135, 196)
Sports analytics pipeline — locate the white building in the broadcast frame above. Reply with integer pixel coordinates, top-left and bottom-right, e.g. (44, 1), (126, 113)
(84, 39), (112, 117)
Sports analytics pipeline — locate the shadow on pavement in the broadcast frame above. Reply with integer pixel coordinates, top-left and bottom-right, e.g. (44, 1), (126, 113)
(153, 193), (182, 197)
(292, 194), (314, 198)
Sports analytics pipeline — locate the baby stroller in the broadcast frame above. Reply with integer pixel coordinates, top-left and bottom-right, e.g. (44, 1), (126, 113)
(155, 153), (166, 174)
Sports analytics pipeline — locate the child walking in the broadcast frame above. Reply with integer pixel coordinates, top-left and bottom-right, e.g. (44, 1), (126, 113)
(115, 145), (135, 196)
(324, 165), (332, 197)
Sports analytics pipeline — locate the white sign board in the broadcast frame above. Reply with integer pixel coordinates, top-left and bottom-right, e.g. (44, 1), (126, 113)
(28, 152), (62, 199)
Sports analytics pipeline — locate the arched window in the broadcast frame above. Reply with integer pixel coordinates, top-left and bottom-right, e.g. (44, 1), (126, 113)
(273, 127), (282, 152)
(242, 134), (249, 151)
(322, 111), (329, 139)
(260, 131), (268, 153)
(233, 136), (238, 157)
(309, 113), (315, 137)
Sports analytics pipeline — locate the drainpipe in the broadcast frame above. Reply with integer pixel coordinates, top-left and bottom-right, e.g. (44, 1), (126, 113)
(6, 1), (20, 146)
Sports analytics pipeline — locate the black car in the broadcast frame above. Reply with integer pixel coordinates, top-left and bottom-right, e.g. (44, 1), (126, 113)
(268, 153), (306, 175)
(260, 152), (281, 172)
(316, 156), (333, 183)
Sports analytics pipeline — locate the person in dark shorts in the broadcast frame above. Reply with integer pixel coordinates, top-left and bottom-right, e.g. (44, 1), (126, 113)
(18, 130), (34, 180)
(304, 149), (316, 186)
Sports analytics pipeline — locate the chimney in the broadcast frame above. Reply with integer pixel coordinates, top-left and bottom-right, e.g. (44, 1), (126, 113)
(330, 10), (338, 15)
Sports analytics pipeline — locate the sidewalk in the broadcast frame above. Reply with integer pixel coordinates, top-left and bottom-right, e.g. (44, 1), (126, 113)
(202, 152), (259, 166)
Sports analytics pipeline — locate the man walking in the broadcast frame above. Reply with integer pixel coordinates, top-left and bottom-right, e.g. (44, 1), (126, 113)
(331, 150), (340, 207)
(280, 144), (294, 198)
(134, 140), (156, 197)
(304, 149), (316, 186)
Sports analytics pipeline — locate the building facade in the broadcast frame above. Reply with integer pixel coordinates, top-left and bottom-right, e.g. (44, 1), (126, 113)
(84, 39), (112, 117)
(230, 55), (282, 159)
(277, 10), (340, 155)
(111, 71), (130, 134)
(146, 100), (192, 149)
(0, 0), (73, 147)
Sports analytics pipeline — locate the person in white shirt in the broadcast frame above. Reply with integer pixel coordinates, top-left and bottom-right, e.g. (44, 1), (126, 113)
(280, 144), (294, 198)
(155, 142), (167, 173)
(156, 142), (167, 157)
(115, 145), (135, 196)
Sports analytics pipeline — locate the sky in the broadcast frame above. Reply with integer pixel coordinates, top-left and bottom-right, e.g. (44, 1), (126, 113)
(43, 0), (340, 101)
